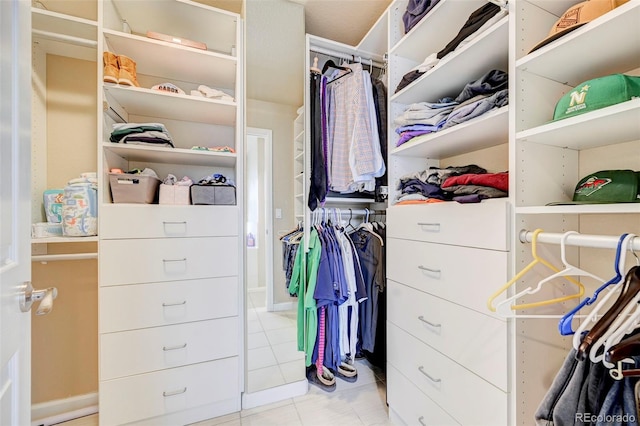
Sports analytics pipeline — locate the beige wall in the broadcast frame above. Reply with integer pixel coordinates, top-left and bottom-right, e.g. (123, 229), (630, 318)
(247, 99), (297, 305)
(32, 54), (98, 404)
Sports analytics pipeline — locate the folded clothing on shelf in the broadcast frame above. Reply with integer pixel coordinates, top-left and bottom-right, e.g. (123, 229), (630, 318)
(110, 122), (174, 148)
(195, 85), (235, 102)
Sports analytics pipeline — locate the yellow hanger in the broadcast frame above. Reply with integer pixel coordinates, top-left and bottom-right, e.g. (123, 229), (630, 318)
(487, 229), (585, 313)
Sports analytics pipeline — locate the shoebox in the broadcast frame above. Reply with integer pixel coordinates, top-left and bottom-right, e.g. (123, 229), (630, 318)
(159, 184), (191, 205)
(190, 184), (236, 205)
(109, 173), (161, 204)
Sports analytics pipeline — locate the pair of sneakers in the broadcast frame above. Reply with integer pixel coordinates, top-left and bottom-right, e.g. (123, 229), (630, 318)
(103, 52), (140, 87)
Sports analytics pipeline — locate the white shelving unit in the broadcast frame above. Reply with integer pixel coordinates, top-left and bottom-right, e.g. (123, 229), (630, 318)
(385, 1), (510, 425)
(509, 1), (640, 424)
(97, 1), (244, 424)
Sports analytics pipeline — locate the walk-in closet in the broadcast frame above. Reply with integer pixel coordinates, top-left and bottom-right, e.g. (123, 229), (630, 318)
(3, 0), (639, 425)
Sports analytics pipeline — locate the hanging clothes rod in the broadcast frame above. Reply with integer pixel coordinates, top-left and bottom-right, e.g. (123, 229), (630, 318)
(314, 208), (385, 216)
(519, 230), (640, 251)
(32, 253), (98, 262)
(310, 46), (385, 69)
(32, 29), (98, 48)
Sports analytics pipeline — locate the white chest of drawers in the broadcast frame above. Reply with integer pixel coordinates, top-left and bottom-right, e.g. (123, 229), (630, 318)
(98, 204), (241, 425)
(386, 201), (509, 425)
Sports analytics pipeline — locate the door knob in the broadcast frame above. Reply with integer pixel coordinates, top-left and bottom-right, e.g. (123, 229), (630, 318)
(19, 281), (58, 315)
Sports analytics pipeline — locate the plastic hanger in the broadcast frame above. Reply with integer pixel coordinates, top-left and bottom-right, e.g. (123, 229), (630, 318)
(571, 235), (634, 352)
(355, 209), (384, 246)
(489, 229), (584, 314)
(574, 264), (640, 361)
(558, 233), (629, 336)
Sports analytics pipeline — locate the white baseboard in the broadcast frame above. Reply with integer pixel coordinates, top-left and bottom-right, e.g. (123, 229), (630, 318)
(241, 379), (308, 410)
(31, 392), (98, 426)
(272, 301), (296, 312)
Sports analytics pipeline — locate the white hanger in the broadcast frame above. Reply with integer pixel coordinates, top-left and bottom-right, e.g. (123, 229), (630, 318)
(572, 234), (635, 351)
(496, 231), (602, 316)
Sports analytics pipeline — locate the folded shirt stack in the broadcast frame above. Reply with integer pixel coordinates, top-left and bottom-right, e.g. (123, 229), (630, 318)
(110, 123), (174, 148)
(394, 69), (509, 147)
(395, 165), (508, 204)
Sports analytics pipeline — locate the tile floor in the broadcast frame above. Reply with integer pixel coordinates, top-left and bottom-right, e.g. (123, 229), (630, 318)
(58, 289), (392, 426)
(246, 288), (306, 393)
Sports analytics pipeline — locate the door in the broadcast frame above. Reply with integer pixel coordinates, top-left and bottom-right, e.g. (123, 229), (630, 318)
(1, 0), (33, 424)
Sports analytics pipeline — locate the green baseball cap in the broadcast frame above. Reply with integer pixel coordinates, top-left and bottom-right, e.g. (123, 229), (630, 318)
(553, 74), (640, 121)
(548, 170), (640, 205)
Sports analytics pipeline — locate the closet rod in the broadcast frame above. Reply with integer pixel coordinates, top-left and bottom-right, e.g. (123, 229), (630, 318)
(519, 230), (640, 251)
(32, 29), (98, 48)
(310, 46), (385, 69)
(314, 208), (385, 216)
(32, 253), (98, 262)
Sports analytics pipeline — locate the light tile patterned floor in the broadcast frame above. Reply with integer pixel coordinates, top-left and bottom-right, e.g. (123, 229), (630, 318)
(57, 361), (390, 426)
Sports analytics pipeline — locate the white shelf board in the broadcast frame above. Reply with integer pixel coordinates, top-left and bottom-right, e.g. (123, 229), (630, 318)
(295, 173), (304, 182)
(516, 99), (640, 150)
(516, 2), (640, 86)
(391, 106), (508, 159)
(32, 236), (98, 244)
(517, 204), (640, 215)
(295, 131), (304, 142)
(294, 152), (304, 161)
(103, 30), (237, 90)
(104, 84), (236, 126)
(295, 194), (304, 199)
(389, 0), (488, 63)
(32, 7), (97, 40)
(391, 16), (509, 104)
(111, 0), (239, 56)
(103, 143), (236, 168)
(32, 8), (97, 61)
(356, 6), (389, 58)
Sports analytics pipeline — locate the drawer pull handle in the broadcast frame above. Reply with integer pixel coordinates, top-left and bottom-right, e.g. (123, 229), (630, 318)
(163, 221), (187, 225)
(163, 387), (187, 397)
(418, 366), (441, 383)
(417, 222), (440, 232)
(418, 316), (441, 328)
(163, 343), (187, 351)
(162, 301), (186, 307)
(418, 416), (427, 426)
(163, 258), (187, 263)
(418, 265), (441, 275)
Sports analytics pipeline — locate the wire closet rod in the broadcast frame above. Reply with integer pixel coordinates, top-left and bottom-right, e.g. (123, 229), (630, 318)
(519, 230), (640, 251)
(310, 46), (385, 69)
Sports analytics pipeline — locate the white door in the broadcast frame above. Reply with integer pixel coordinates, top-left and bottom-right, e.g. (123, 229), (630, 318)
(1, 0), (33, 424)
